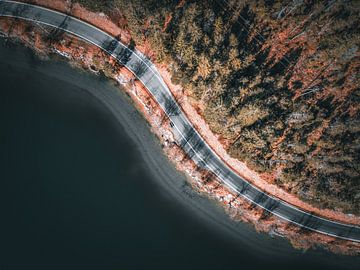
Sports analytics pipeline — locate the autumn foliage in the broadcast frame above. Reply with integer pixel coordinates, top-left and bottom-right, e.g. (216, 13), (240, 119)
(77, 0), (360, 214)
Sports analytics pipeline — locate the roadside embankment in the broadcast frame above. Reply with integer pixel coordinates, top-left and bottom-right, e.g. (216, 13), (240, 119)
(1, 0), (359, 254)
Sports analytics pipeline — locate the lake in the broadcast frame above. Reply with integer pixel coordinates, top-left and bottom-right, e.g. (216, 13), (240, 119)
(0, 38), (358, 270)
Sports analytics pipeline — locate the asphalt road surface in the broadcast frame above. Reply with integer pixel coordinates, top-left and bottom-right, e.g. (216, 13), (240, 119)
(1, 0), (359, 242)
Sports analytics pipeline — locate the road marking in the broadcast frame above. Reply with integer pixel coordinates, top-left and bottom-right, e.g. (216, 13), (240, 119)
(1, 0), (359, 242)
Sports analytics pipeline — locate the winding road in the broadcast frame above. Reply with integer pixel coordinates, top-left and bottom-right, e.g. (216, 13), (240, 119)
(1, 0), (359, 242)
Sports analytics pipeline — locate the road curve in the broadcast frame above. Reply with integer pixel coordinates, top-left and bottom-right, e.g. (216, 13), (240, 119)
(1, 0), (359, 242)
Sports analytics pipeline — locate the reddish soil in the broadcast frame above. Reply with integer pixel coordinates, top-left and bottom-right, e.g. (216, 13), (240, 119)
(1, 0), (359, 254)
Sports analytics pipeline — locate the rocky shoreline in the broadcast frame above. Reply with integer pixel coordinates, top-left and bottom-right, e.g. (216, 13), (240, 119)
(1, 0), (359, 254)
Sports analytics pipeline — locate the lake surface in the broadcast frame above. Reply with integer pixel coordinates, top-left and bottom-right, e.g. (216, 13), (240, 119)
(0, 39), (358, 270)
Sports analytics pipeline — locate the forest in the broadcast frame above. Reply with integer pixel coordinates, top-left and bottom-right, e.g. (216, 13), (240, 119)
(76, 0), (360, 214)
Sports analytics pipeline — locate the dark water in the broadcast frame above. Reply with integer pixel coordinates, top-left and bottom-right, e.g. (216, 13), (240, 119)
(0, 40), (359, 270)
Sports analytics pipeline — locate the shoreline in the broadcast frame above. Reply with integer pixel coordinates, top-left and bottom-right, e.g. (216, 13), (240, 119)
(0, 37), (295, 256)
(0, 2), (359, 254)
(4, 38), (360, 269)
(14, 0), (360, 225)
(15, 0), (360, 225)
